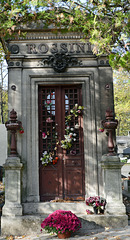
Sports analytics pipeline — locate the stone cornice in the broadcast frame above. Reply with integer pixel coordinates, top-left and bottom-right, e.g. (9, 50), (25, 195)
(7, 32), (86, 41)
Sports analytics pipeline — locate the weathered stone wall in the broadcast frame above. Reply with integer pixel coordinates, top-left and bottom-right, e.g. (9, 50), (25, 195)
(0, 124), (7, 166)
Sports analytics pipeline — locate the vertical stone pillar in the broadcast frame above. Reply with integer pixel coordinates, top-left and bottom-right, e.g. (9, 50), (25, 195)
(101, 155), (126, 215)
(2, 157), (23, 216)
(2, 109), (23, 216)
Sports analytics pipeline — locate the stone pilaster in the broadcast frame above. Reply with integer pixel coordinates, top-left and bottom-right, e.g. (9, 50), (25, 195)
(101, 155), (126, 215)
(2, 156), (23, 216)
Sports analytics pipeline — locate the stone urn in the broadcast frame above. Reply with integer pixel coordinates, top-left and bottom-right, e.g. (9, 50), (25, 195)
(102, 109), (118, 155)
(5, 109), (22, 156)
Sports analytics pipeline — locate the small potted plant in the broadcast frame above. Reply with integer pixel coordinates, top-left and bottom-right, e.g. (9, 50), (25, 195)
(86, 196), (106, 214)
(41, 209), (81, 239)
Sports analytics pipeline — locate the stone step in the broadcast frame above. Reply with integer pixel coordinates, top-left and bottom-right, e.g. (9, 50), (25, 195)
(1, 214), (128, 236)
(23, 202), (87, 215)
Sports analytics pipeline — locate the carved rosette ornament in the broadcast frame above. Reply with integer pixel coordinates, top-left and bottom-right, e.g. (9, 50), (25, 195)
(38, 53), (82, 72)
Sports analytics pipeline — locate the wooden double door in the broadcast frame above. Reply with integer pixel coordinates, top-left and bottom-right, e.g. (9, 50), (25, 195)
(39, 85), (85, 201)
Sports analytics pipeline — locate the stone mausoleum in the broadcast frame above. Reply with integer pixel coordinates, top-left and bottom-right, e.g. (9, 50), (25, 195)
(0, 24), (128, 235)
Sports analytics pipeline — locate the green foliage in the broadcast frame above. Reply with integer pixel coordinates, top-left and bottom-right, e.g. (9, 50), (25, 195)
(113, 70), (130, 135)
(0, 43), (8, 124)
(0, 88), (8, 124)
(0, 0), (129, 70)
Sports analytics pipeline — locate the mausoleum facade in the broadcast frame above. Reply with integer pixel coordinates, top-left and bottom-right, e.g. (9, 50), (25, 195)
(0, 27), (127, 235)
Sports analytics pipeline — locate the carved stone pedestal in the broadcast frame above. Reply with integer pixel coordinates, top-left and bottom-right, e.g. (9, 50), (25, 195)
(2, 156), (23, 216)
(101, 155), (126, 215)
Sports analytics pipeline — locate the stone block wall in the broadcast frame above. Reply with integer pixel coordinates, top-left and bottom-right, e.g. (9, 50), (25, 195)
(0, 124), (7, 166)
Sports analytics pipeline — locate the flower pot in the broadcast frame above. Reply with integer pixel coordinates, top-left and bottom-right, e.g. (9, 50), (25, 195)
(93, 206), (98, 214)
(57, 231), (71, 239)
(99, 208), (104, 214)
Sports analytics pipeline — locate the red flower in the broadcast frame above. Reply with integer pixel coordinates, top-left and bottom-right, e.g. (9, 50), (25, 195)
(99, 128), (104, 132)
(53, 157), (58, 165)
(19, 127), (24, 134)
(53, 160), (56, 165)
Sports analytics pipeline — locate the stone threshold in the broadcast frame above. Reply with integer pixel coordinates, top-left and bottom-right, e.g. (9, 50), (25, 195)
(23, 202), (87, 215)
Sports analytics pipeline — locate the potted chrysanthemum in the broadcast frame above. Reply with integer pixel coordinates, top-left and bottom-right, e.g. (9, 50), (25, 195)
(41, 210), (81, 239)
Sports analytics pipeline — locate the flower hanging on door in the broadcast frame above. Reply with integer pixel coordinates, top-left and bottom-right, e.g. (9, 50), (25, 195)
(46, 117), (53, 123)
(40, 151), (58, 166)
(61, 104), (84, 152)
(45, 100), (52, 107)
(40, 122), (59, 167)
(42, 132), (47, 139)
(61, 127), (76, 150)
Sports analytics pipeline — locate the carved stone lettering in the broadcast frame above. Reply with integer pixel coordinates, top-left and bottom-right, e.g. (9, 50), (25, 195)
(38, 43), (49, 54)
(60, 43), (68, 53)
(86, 42), (93, 54)
(50, 43), (58, 54)
(69, 43), (75, 53)
(25, 42), (92, 55)
(26, 44), (37, 54)
(76, 43), (85, 53)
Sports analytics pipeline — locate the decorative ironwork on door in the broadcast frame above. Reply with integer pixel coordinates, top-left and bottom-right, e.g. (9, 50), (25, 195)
(39, 86), (85, 202)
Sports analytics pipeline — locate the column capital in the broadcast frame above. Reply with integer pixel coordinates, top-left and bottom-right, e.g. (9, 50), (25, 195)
(101, 154), (123, 169)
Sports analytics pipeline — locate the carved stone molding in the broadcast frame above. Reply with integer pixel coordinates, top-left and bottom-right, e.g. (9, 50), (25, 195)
(38, 53), (82, 72)
(8, 61), (22, 68)
(10, 45), (19, 54)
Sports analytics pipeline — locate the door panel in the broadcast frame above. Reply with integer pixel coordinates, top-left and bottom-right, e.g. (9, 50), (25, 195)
(39, 85), (84, 201)
(65, 169), (83, 195)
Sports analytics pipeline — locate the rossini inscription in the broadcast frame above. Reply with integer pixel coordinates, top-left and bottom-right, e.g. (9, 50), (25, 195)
(26, 42), (93, 55)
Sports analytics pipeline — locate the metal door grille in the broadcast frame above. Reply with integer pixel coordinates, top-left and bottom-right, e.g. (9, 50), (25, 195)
(41, 88), (57, 156)
(64, 88), (80, 154)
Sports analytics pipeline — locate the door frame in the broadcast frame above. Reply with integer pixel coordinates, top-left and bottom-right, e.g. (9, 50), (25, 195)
(24, 72), (98, 203)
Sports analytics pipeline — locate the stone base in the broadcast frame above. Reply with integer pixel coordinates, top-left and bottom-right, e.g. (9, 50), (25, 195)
(1, 214), (128, 236)
(2, 203), (23, 216)
(106, 202), (126, 215)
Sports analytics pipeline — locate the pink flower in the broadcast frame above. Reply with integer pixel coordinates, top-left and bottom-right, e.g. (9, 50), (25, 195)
(42, 132), (47, 139)
(46, 100), (51, 104)
(99, 128), (104, 132)
(41, 210), (81, 234)
(86, 209), (93, 214)
(46, 117), (53, 123)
